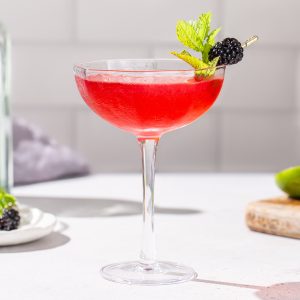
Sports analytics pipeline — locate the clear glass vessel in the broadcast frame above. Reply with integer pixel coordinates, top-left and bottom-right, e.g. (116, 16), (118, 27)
(74, 59), (225, 285)
(0, 24), (12, 192)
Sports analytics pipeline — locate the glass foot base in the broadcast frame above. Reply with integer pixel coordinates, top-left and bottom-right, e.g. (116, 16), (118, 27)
(101, 261), (197, 285)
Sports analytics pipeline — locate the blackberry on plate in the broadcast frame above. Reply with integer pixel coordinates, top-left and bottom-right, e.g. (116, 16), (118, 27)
(0, 208), (20, 231)
(209, 38), (244, 66)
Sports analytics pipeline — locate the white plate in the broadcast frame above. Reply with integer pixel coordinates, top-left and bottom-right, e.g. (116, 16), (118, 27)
(0, 206), (57, 246)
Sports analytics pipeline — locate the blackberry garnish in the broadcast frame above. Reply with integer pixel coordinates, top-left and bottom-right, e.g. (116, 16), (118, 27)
(209, 38), (244, 66)
(0, 208), (20, 231)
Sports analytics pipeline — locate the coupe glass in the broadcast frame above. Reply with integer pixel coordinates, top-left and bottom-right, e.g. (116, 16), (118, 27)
(74, 59), (225, 285)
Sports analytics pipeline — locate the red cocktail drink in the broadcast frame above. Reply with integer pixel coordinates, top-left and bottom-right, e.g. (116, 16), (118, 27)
(76, 74), (223, 139)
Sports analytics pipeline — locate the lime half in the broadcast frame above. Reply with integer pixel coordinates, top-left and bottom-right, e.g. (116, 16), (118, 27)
(275, 166), (300, 199)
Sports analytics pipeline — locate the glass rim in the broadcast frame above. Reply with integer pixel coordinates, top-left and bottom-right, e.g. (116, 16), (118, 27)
(73, 58), (226, 73)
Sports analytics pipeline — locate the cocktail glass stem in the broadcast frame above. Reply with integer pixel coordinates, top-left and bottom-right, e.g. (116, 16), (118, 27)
(101, 136), (196, 284)
(139, 139), (158, 267)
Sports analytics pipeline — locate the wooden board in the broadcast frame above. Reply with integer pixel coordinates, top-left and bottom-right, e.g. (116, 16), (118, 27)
(246, 197), (300, 239)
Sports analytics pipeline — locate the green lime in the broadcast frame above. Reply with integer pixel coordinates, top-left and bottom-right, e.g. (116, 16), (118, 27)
(275, 166), (300, 199)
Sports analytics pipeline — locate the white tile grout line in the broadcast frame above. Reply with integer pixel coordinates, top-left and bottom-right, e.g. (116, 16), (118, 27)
(9, 39), (300, 51)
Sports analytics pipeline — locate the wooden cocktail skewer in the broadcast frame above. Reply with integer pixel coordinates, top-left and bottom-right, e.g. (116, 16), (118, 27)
(242, 35), (259, 48)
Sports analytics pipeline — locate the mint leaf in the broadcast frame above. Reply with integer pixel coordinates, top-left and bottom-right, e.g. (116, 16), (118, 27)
(202, 28), (221, 63)
(171, 50), (218, 77)
(171, 51), (207, 69)
(206, 57), (219, 76)
(197, 12), (211, 42)
(195, 57), (220, 78)
(209, 57), (219, 67)
(208, 27), (221, 46)
(172, 12), (221, 76)
(181, 50), (192, 56)
(176, 20), (202, 52)
(202, 44), (211, 63)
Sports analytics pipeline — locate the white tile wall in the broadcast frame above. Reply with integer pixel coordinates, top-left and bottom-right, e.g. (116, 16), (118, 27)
(11, 44), (149, 106)
(2, 0), (300, 172)
(220, 111), (299, 172)
(158, 112), (218, 172)
(77, 0), (220, 43)
(13, 107), (74, 147)
(152, 45), (184, 59)
(75, 108), (218, 173)
(295, 54), (300, 154)
(296, 53), (300, 109)
(220, 47), (296, 109)
(0, 0), (74, 42)
(75, 108), (139, 172)
(223, 0), (300, 46)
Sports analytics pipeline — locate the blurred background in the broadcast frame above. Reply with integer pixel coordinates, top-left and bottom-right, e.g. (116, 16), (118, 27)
(1, 0), (300, 174)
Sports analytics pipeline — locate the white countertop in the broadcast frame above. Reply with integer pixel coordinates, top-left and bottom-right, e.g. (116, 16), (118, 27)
(2, 173), (300, 299)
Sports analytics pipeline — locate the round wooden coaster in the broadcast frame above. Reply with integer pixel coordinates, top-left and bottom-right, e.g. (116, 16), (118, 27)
(246, 197), (300, 239)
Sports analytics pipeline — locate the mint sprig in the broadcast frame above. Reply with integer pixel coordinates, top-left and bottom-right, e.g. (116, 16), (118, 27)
(0, 188), (16, 217)
(171, 12), (221, 76)
(170, 50), (207, 69)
